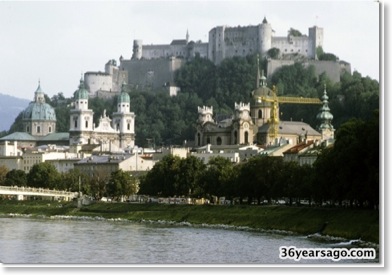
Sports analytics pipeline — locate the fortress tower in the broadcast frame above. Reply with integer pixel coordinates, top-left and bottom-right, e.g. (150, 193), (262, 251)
(132, 40), (143, 60)
(259, 17), (272, 56)
(308, 26), (324, 59)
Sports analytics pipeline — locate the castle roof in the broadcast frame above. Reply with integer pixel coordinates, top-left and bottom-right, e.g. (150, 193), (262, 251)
(170, 39), (187, 45)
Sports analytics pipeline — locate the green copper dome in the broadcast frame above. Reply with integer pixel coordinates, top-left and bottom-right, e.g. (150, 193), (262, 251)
(22, 83), (56, 121)
(118, 82), (130, 103)
(74, 78), (89, 100)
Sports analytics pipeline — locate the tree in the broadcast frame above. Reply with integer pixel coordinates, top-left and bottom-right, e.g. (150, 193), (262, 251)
(198, 156), (234, 199)
(267, 48), (280, 59)
(0, 165), (9, 185)
(139, 155), (181, 197)
(288, 28), (302, 37)
(4, 169), (27, 187)
(107, 170), (138, 201)
(175, 156), (206, 197)
(27, 162), (60, 189)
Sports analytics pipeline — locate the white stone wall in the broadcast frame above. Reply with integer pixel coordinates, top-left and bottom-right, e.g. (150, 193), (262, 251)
(84, 73), (113, 96)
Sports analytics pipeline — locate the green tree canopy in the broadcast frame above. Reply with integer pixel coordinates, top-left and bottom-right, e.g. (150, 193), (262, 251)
(4, 169), (27, 187)
(27, 162), (60, 189)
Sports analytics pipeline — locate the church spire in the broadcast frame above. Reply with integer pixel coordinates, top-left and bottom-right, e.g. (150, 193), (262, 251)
(317, 84), (335, 140)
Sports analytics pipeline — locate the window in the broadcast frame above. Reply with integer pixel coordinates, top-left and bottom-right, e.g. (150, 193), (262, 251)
(207, 137), (211, 144)
(49, 126), (52, 133)
(217, 137), (222, 145)
(85, 121), (88, 128)
(74, 117), (78, 128)
(244, 131), (249, 144)
(258, 109), (262, 119)
(26, 126), (30, 133)
(127, 123), (130, 130)
(37, 126), (41, 133)
(234, 130), (238, 144)
(197, 133), (201, 146)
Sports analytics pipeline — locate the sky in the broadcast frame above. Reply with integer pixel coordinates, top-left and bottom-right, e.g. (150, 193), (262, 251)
(0, 0), (382, 100)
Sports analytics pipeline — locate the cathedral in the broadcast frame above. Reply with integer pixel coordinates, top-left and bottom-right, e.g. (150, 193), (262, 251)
(195, 72), (334, 147)
(69, 79), (135, 152)
(0, 79), (136, 153)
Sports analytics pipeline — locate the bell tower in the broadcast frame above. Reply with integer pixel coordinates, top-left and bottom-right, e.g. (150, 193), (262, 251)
(233, 102), (254, 145)
(69, 77), (94, 145)
(112, 83), (135, 148)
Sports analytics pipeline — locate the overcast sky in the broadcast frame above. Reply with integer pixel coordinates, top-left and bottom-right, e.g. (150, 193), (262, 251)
(0, 0), (382, 100)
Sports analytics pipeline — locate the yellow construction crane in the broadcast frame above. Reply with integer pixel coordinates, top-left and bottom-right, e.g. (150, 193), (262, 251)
(259, 86), (322, 140)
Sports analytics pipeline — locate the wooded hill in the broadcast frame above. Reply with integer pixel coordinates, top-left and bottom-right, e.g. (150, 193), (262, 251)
(1, 54), (380, 147)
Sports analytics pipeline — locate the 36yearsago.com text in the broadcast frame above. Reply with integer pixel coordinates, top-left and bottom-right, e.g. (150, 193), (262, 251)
(279, 246), (376, 262)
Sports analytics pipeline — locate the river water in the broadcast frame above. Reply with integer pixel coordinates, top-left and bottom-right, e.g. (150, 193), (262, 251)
(0, 216), (379, 265)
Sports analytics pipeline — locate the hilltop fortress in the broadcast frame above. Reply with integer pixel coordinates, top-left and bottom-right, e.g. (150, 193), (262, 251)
(85, 17), (351, 96)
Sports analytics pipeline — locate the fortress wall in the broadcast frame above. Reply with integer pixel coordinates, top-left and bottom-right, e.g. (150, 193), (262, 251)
(223, 26), (260, 58)
(267, 59), (295, 77)
(272, 36), (311, 58)
(190, 43), (208, 58)
(120, 58), (186, 89)
(267, 59), (343, 83)
(305, 60), (341, 83)
(84, 73), (113, 96)
(142, 44), (188, 59)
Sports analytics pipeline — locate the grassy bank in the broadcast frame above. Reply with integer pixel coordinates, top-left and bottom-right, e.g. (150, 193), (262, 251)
(0, 200), (379, 243)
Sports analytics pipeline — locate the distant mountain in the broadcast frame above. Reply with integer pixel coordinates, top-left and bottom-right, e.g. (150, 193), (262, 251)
(0, 93), (30, 131)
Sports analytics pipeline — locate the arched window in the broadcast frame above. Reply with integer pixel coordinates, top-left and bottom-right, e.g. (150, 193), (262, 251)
(217, 137), (222, 145)
(74, 118), (78, 128)
(127, 123), (130, 130)
(117, 123), (120, 131)
(48, 126), (52, 133)
(234, 130), (238, 144)
(36, 126), (41, 134)
(244, 131), (249, 144)
(258, 109), (262, 119)
(85, 121), (89, 128)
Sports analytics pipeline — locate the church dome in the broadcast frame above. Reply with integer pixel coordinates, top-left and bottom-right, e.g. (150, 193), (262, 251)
(118, 82), (130, 103)
(22, 83), (56, 121)
(251, 75), (273, 106)
(74, 78), (89, 100)
(118, 91), (130, 103)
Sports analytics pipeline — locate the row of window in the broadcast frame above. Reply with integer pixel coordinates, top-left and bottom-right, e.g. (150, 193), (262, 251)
(26, 125), (52, 134)
(197, 131), (249, 146)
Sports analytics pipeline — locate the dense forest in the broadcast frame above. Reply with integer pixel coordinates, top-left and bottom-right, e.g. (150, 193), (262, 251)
(1, 54), (379, 148)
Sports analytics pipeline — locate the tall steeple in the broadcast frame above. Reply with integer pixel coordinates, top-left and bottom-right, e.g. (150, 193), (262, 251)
(317, 84), (334, 140)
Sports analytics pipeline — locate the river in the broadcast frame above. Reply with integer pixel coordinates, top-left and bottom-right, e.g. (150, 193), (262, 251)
(0, 216), (379, 265)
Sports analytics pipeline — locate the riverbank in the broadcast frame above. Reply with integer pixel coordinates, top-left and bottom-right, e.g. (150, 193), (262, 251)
(0, 200), (379, 243)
